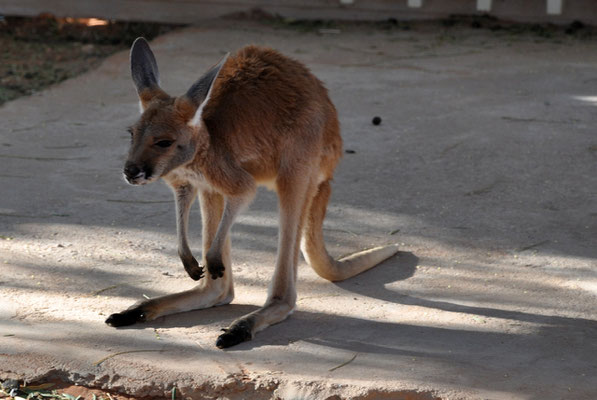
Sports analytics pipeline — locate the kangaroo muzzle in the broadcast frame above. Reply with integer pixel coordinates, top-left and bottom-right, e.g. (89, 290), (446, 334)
(123, 162), (152, 185)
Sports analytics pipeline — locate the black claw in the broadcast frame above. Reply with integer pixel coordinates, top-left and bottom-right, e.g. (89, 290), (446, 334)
(105, 308), (146, 327)
(216, 321), (252, 349)
(183, 257), (204, 281)
(210, 271), (224, 279)
(207, 258), (225, 280)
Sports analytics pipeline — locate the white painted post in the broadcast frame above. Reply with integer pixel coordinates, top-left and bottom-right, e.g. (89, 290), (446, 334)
(547, 0), (564, 15)
(407, 0), (423, 8)
(477, 0), (492, 12)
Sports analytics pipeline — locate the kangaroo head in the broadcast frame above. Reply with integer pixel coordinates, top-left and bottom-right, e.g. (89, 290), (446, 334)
(123, 37), (228, 185)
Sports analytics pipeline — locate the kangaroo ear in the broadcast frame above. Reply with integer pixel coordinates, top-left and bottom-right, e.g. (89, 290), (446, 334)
(186, 53), (229, 127)
(130, 37), (163, 111)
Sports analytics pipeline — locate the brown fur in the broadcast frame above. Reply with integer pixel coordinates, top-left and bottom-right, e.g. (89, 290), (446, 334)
(106, 42), (398, 347)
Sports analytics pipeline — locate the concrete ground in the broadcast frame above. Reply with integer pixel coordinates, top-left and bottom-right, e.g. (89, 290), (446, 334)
(1, 20), (596, 400)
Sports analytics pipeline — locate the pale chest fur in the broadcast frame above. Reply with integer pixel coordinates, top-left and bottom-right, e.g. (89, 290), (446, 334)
(164, 166), (211, 190)
(165, 164), (279, 194)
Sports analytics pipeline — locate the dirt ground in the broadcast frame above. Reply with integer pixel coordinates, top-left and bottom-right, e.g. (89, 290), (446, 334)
(1, 15), (597, 400)
(1, 14), (594, 106)
(1, 14), (593, 106)
(0, 15), (178, 105)
(1, 379), (142, 400)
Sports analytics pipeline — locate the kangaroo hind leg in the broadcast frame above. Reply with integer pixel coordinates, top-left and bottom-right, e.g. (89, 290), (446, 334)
(216, 170), (315, 348)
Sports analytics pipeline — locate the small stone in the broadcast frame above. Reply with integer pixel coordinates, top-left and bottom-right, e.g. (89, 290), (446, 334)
(372, 116), (382, 125)
(1, 379), (19, 391)
(81, 44), (95, 54)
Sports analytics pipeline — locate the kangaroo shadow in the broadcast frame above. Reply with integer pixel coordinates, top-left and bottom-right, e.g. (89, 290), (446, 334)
(222, 251), (418, 351)
(334, 251), (597, 332)
(334, 250), (419, 303)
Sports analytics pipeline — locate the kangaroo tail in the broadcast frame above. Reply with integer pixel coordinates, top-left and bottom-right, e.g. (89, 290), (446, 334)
(301, 181), (399, 282)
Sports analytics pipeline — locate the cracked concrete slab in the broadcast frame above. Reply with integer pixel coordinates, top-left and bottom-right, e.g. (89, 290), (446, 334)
(1, 21), (596, 399)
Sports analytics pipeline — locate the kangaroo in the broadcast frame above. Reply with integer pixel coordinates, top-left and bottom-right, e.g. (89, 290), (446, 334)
(105, 37), (399, 348)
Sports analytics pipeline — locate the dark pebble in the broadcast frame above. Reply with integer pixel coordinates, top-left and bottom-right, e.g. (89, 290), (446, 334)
(2, 379), (19, 391)
(372, 116), (382, 125)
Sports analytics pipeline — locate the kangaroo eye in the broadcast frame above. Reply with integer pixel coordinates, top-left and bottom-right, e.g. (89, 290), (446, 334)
(155, 140), (174, 148)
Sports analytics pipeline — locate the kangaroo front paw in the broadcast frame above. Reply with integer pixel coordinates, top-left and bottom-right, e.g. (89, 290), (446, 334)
(105, 308), (147, 327)
(182, 256), (204, 281)
(216, 320), (253, 349)
(206, 256), (225, 280)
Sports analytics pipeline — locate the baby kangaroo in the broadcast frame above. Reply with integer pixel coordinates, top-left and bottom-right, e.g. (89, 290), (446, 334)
(105, 37), (399, 348)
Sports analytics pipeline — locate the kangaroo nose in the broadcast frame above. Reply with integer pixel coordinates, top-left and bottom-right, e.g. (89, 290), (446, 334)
(124, 163), (141, 179)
